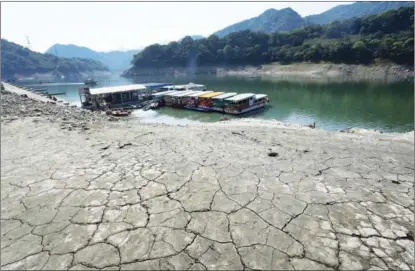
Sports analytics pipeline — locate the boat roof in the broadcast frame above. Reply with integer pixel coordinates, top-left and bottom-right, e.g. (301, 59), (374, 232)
(212, 92), (238, 100)
(174, 83), (205, 88)
(254, 94), (268, 99)
(152, 90), (178, 97)
(187, 91), (208, 97)
(89, 84), (146, 95)
(225, 93), (255, 102)
(199, 92), (224, 98)
(143, 83), (173, 88)
(170, 90), (197, 97)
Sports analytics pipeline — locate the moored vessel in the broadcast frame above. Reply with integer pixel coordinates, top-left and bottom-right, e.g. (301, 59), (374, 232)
(224, 93), (269, 115)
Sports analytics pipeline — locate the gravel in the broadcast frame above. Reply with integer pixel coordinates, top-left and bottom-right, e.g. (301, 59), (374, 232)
(1, 89), (122, 130)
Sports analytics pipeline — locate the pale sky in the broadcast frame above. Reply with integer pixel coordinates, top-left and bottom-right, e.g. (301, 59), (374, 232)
(1, 1), (353, 53)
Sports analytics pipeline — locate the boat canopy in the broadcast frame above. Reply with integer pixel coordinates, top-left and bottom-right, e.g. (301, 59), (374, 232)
(199, 92), (224, 98)
(212, 92), (237, 100)
(188, 91), (212, 97)
(153, 90), (178, 97)
(225, 93), (255, 102)
(254, 94), (268, 99)
(186, 91), (205, 97)
(89, 84), (146, 95)
(170, 90), (197, 97)
(143, 83), (173, 88)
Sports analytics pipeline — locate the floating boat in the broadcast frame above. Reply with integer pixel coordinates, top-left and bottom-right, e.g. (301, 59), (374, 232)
(84, 79), (97, 85)
(32, 88), (48, 92)
(160, 83), (206, 92)
(224, 93), (269, 115)
(211, 92), (238, 112)
(106, 109), (132, 117)
(197, 92), (225, 111)
(183, 91), (212, 110)
(151, 90), (179, 106)
(164, 91), (196, 108)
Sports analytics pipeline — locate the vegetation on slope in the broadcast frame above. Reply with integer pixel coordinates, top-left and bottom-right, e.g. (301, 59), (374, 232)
(214, 8), (305, 37)
(213, 2), (413, 37)
(129, 7), (414, 71)
(45, 44), (139, 71)
(1, 39), (109, 78)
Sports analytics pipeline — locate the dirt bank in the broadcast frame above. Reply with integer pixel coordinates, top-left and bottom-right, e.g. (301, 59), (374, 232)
(217, 63), (414, 82)
(1, 84), (414, 270)
(1, 83), (414, 270)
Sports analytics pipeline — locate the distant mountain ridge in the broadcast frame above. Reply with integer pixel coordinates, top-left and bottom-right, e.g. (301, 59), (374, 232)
(304, 1), (414, 25)
(214, 7), (305, 37)
(214, 1), (414, 37)
(1, 39), (109, 80)
(45, 44), (140, 72)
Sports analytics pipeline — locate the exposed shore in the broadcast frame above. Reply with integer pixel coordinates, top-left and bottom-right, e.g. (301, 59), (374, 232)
(123, 63), (414, 83)
(1, 84), (414, 270)
(218, 63), (414, 82)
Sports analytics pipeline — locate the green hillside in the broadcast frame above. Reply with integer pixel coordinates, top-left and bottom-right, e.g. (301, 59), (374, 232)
(127, 7), (413, 71)
(214, 8), (305, 37)
(213, 2), (413, 37)
(1, 39), (109, 79)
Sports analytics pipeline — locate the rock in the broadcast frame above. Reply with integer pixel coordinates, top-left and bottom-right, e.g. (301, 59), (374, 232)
(268, 152), (278, 157)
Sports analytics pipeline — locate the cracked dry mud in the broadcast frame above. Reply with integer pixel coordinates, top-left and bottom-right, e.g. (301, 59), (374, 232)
(1, 115), (414, 270)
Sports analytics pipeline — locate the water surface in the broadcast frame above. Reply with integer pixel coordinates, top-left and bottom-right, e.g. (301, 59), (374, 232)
(24, 74), (414, 132)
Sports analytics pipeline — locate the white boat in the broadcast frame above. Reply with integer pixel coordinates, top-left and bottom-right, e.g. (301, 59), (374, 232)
(161, 83), (206, 92)
(224, 93), (269, 115)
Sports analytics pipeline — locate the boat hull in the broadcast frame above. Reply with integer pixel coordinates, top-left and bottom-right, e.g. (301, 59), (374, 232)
(224, 103), (267, 115)
(184, 106), (211, 112)
(211, 107), (224, 112)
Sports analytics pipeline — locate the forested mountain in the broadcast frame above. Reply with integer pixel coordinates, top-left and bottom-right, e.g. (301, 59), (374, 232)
(45, 44), (139, 71)
(214, 8), (305, 37)
(1, 39), (109, 79)
(127, 7), (414, 72)
(213, 1), (413, 37)
(305, 1), (413, 25)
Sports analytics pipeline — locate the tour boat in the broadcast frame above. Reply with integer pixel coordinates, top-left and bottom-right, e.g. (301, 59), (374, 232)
(160, 83), (206, 92)
(84, 79), (97, 85)
(183, 91), (211, 110)
(196, 92), (225, 111)
(167, 91), (198, 108)
(223, 93), (269, 115)
(152, 90), (178, 106)
(211, 92), (238, 112)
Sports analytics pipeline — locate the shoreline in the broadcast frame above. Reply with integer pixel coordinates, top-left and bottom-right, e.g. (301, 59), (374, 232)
(218, 63), (414, 83)
(123, 63), (414, 83)
(2, 82), (413, 139)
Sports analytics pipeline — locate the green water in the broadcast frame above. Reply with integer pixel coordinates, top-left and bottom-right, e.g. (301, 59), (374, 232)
(24, 74), (414, 132)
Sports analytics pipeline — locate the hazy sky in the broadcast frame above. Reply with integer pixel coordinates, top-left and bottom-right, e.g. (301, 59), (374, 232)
(1, 1), (353, 53)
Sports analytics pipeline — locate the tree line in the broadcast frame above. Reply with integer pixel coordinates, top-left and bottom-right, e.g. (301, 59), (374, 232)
(131, 7), (414, 68)
(1, 39), (109, 78)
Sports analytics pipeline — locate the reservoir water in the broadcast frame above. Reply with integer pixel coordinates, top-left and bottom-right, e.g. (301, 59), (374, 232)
(24, 74), (414, 132)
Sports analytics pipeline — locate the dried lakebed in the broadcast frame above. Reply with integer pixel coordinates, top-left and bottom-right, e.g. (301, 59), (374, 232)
(1, 89), (414, 270)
